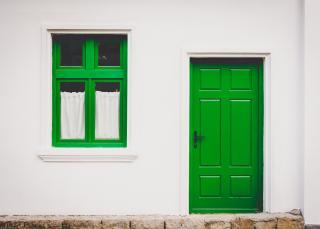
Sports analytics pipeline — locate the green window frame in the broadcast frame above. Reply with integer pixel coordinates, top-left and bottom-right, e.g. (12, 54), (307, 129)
(52, 34), (127, 147)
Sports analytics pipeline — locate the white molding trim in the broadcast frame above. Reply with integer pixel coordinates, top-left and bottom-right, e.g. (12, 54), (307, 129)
(178, 50), (271, 215)
(39, 154), (138, 162)
(39, 24), (135, 162)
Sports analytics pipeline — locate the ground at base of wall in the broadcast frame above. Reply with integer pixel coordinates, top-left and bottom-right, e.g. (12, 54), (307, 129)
(0, 212), (304, 229)
(305, 225), (320, 229)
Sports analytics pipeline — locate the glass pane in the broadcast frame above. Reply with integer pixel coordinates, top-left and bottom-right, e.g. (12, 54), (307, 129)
(60, 36), (83, 66)
(98, 42), (120, 66)
(60, 82), (85, 92)
(60, 82), (85, 139)
(95, 82), (120, 139)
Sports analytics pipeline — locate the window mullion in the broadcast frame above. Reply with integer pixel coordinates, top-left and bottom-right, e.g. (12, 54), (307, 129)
(85, 39), (95, 70)
(87, 79), (93, 142)
(85, 39), (95, 142)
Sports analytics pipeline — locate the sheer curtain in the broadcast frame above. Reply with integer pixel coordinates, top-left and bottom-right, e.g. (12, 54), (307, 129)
(60, 92), (85, 139)
(95, 91), (120, 139)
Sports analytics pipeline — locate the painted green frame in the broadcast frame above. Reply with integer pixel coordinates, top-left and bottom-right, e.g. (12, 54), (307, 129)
(189, 61), (264, 213)
(52, 35), (127, 147)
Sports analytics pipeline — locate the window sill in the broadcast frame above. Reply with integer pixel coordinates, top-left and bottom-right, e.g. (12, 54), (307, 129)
(38, 148), (137, 162)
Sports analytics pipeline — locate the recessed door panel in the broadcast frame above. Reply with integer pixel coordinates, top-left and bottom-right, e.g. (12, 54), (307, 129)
(200, 100), (221, 166)
(200, 176), (221, 197)
(230, 100), (252, 166)
(200, 69), (221, 90)
(230, 69), (252, 90)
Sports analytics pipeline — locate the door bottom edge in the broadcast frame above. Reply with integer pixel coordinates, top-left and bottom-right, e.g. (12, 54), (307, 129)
(189, 208), (262, 214)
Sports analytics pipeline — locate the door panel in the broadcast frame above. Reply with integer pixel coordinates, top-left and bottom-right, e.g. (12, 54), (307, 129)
(230, 100), (252, 166)
(200, 69), (221, 90)
(190, 60), (263, 213)
(200, 100), (221, 166)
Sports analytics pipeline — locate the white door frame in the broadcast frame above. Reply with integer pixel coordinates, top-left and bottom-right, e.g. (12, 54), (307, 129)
(179, 50), (271, 214)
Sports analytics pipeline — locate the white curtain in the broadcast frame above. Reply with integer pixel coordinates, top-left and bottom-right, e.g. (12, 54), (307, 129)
(60, 92), (85, 139)
(95, 91), (120, 139)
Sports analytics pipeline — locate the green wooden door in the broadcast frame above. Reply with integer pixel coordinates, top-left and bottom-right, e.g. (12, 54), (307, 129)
(189, 59), (263, 213)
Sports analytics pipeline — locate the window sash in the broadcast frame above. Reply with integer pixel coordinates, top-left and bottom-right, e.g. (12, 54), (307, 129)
(53, 38), (127, 74)
(52, 35), (127, 147)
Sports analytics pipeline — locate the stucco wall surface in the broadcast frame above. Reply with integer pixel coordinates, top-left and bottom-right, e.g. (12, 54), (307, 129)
(304, 0), (320, 225)
(0, 0), (303, 217)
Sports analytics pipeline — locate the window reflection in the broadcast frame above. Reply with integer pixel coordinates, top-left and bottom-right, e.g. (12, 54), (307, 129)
(57, 35), (84, 66)
(98, 42), (120, 66)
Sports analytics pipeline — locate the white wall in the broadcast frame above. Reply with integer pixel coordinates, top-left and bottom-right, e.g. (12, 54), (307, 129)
(304, 0), (320, 225)
(0, 0), (303, 215)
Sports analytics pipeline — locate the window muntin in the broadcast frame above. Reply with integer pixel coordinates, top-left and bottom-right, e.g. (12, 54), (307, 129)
(52, 34), (127, 147)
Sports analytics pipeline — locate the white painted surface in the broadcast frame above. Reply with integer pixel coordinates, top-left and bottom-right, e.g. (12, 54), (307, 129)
(38, 154), (138, 163)
(0, 0), (303, 215)
(304, 0), (320, 225)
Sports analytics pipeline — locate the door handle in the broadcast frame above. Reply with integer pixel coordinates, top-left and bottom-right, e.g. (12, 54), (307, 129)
(193, 131), (205, 148)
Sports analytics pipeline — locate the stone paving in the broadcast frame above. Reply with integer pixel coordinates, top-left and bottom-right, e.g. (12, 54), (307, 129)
(0, 212), (304, 229)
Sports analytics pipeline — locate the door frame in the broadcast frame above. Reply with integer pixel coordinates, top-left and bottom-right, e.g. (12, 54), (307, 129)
(179, 51), (271, 215)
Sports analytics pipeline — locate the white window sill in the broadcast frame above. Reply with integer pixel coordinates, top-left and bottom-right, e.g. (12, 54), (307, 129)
(38, 148), (137, 162)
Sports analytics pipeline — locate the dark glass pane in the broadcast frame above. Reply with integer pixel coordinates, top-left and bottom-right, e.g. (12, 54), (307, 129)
(95, 82), (120, 92)
(59, 36), (83, 66)
(98, 42), (120, 66)
(60, 82), (85, 92)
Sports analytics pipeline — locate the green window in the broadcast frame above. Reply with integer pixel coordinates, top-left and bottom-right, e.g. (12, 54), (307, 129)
(52, 34), (127, 147)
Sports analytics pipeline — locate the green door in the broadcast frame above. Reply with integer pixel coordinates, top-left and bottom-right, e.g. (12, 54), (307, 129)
(189, 58), (263, 213)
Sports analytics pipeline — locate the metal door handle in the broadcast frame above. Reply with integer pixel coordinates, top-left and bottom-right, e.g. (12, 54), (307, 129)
(194, 131), (205, 148)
